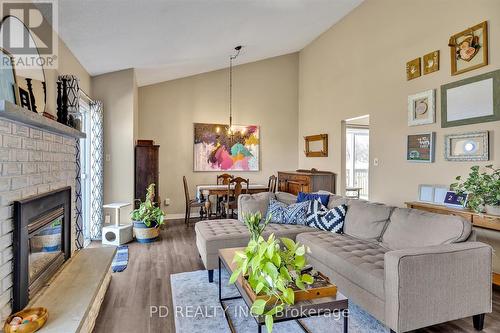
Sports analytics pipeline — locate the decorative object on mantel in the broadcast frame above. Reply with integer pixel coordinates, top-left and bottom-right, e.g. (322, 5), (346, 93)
(407, 132), (435, 163)
(451, 165), (500, 215)
(444, 131), (489, 161)
(131, 184), (165, 243)
(408, 89), (435, 126)
(16, 77), (46, 114)
(4, 307), (48, 333)
(304, 134), (328, 157)
(57, 75), (82, 130)
(423, 50), (439, 74)
(0, 48), (19, 104)
(441, 69), (500, 128)
(449, 21), (488, 76)
(406, 57), (421, 80)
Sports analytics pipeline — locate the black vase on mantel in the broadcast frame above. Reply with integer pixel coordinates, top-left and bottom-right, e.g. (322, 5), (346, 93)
(56, 78), (69, 125)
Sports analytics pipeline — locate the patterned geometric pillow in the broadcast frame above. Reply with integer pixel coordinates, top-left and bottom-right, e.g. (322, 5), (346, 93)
(305, 199), (347, 233)
(266, 198), (310, 225)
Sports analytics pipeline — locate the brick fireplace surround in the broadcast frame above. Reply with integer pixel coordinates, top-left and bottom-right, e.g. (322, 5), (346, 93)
(0, 101), (83, 322)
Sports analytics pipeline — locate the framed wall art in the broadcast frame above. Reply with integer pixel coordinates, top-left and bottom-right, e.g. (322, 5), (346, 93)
(423, 50), (439, 75)
(448, 21), (488, 76)
(406, 57), (421, 81)
(304, 134), (328, 157)
(193, 123), (259, 172)
(0, 48), (19, 104)
(444, 131), (489, 161)
(408, 89), (435, 126)
(441, 69), (500, 127)
(407, 132), (435, 163)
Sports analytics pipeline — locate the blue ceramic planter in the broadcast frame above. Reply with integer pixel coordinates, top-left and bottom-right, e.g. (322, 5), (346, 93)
(133, 221), (160, 243)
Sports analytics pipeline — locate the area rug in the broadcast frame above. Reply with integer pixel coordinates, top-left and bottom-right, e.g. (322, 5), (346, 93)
(111, 245), (129, 272)
(171, 269), (389, 333)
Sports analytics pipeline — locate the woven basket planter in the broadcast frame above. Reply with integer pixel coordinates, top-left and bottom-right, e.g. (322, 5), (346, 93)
(133, 221), (160, 243)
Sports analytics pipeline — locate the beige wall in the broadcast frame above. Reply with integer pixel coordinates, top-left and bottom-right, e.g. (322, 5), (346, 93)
(299, 0), (500, 203)
(92, 69), (137, 216)
(138, 53), (299, 215)
(298, 0), (500, 270)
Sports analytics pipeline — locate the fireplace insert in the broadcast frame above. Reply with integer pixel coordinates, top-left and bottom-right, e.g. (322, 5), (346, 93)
(13, 187), (71, 311)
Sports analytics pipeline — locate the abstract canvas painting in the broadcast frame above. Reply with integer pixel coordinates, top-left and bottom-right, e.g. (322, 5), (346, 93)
(193, 123), (259, 171)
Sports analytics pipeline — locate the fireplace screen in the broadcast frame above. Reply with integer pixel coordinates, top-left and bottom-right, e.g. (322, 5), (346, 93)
(28, 209), (64, 286)
(13, 187), (71, 311)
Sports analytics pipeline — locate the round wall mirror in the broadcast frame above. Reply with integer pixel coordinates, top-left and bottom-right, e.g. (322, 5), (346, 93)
(0, 15), (46, 114)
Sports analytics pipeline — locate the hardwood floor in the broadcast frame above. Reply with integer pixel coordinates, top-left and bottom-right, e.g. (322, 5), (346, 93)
(94, 219), (500, 333)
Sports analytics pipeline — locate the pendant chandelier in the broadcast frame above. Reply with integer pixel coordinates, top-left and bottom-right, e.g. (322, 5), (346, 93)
(228, 45), (242, 135)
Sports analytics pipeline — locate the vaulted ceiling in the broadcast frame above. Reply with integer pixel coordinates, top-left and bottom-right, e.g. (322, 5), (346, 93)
(58, 0), (363, 86)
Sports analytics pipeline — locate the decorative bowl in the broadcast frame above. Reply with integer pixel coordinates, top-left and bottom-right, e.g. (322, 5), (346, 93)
(3, 307), (48, 333)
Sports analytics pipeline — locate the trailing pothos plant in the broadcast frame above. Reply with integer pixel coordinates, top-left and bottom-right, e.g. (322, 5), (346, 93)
(130, 183), (165, 227)
(450, 165), (500, 213)
(229, 234), (314, 333)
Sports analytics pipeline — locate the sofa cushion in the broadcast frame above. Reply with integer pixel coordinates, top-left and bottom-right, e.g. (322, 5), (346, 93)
(195, 219), (311, 254)
(382, 208), (472, 250)
(297, 192), (330, 206)
(297, 231), (387, 300)
(305, 200), (347, 233)
(238, 192), (275, 222)
(344, 201), (393, 241)
(275, 192), (297, 205)
(266, 198), (309, 225)
(315, 190), (350, 209)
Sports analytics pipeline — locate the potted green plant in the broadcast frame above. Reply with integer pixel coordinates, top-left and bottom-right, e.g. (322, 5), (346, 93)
(230, 213), (314, 333)
(241, 211), (271, 242)
(451, 165), (500, 215)
(131, 183), (165, 243)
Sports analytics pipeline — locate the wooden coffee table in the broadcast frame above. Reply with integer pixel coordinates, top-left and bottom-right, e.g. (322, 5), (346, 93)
(218, 247), (349, 333)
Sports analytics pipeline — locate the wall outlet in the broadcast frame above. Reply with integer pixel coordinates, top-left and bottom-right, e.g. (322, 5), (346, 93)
(105, 154), (111, 162)
(105, 214), (111, 224)
(164, 198), (170, 206)
(373, 158), (379, 166)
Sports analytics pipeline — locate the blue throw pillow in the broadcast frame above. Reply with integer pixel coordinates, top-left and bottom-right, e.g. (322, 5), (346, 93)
(266, 198), (309, 225)
(296, 192), (330, 206)
(305, 199), (347, 233)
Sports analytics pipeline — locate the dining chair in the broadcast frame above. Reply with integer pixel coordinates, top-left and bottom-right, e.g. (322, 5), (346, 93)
(268, 175), (277, 193)
(216, 173), (234, 216)
(224, 177), (249, 218)
(183, 176), (205, 225)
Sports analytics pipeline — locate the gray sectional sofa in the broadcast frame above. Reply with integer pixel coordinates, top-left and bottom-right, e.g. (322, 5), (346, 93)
(195, 191), (492, 333)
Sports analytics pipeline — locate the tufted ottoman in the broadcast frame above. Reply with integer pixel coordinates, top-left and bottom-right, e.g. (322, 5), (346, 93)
(195, 219), (311, 282)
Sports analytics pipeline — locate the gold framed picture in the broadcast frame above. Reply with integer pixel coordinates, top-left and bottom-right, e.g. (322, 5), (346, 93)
(406, 57), (421, 81)
(449, 21), (488, 76)
(423, 50), (439, 75)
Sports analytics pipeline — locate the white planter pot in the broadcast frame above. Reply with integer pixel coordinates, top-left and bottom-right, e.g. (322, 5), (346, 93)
(485, 205), (500, 216)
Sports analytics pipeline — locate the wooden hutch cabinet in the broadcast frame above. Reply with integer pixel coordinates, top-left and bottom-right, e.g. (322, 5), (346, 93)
(135, 140), (160, 206)
(278, 169), (336, 195)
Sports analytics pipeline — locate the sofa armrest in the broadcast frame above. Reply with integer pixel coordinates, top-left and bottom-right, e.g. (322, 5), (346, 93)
(384, 242), (492, 333)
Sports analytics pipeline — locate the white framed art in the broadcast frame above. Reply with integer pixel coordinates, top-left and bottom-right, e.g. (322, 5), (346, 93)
(408, 89), (435, 126)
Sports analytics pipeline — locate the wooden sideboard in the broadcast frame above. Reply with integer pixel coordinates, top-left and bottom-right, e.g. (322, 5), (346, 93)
(406, 201), (500, 286)
(278, 170), (336, 195)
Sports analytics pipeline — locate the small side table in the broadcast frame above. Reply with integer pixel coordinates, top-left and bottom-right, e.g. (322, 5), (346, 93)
(102, 202), (133, 246)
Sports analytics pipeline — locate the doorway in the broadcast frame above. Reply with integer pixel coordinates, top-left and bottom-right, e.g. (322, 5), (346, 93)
(344, 115), (369, 200)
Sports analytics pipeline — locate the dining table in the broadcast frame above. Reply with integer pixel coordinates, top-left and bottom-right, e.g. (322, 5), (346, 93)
(195, 183), (269, 218)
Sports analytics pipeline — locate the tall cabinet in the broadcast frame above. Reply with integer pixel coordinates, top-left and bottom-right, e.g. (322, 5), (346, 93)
(135, 140), (160, 206)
